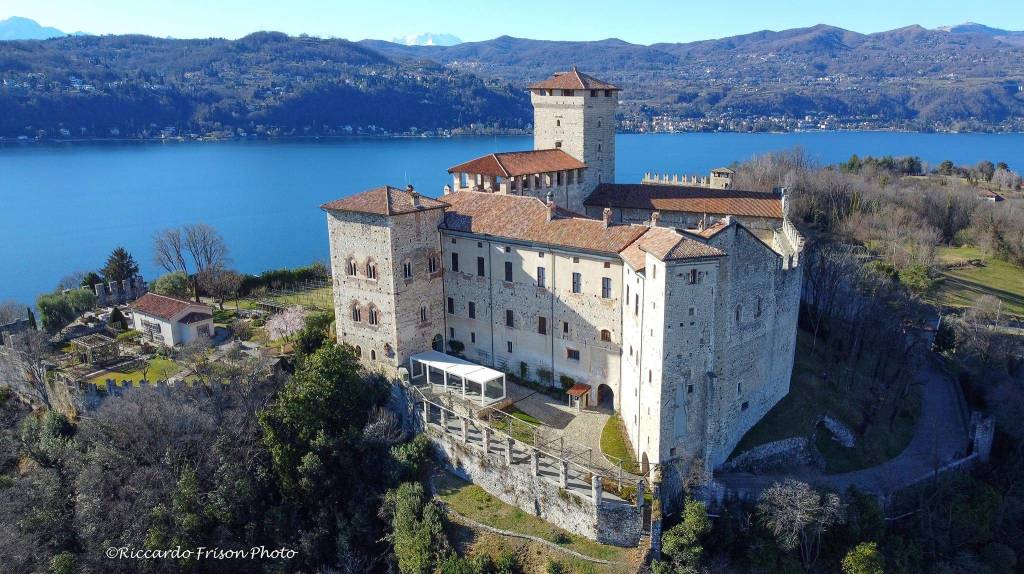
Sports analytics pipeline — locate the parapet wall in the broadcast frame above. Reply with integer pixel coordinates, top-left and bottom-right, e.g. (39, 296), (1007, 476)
(422, 397), (645, 547)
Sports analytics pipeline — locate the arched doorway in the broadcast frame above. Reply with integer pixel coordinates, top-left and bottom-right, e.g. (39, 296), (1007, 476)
(431, 334), (443, 352)
(641, 452), (650, 477)
(597, 384), (615, 411)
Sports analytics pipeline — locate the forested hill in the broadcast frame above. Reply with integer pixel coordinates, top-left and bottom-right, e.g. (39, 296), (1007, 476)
(361, 25), (1024, 132)
(0, 32), (531, 139)
(3, 24), (1024, 139)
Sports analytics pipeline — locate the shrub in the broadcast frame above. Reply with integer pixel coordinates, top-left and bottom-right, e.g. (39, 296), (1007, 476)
(151, 272), (191, 299)
(537, 368), (553, 385)
(545, 559), (566, 574)
(559, 375), (575, 391)
(116, 330), (141, 345)
(108, 307), (128, 330)
(841, 542), (884, 574)
(519, 361), (529, 381)
(447, 339), (465, 355)
(229, 319), (253, 341)
(37, 289), (96, 332)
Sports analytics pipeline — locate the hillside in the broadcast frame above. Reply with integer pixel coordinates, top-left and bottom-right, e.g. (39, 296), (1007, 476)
(362, 25), (1024, 132)
(0, 32), (530, 139)
(2, 23), (1024, 139)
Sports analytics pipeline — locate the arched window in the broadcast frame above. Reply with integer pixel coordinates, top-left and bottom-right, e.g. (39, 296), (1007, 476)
(734, 305), (742, 324)
(370, 349), (376, 360)
(365, 259), (378, 280)
(368, 305), (379, 326)
(354, 345), (362, 357)
(420, 304), (428, 323)
(427, 256), (438, 274)
(600, 329), (612, 342)
(755, 296), (763, 318)
(345, 257), (357, 276)
(403, 260), (413, 279)
(351, 303), (362, 322)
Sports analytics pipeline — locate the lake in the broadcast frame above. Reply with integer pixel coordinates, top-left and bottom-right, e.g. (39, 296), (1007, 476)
(2, 131), (1023, 307)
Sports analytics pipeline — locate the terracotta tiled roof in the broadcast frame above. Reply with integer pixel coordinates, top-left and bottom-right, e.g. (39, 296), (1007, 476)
(585, 184), (783, 219)
(528, 67), (619, 91)
(320, 185), (448, 216)
(179, 312), (213, 324)
(131, 293), (209, 321)
(618, 240), (647, 271)
(636, 227), (725, 261)
(688, 220), (730, 239)
(441, 191), (648, 255)
(447, 150), (586, 178)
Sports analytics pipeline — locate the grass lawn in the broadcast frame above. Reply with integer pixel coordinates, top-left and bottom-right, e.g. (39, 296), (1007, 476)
(433, 471), (628, 567)
(212, 308), (238, 323)
(730, 330), (920, 474)
(931, 246), (1024, 317)
(600, 415), (640, 475)
(492, 406), (542, 444)
(88, 357), (183, 387)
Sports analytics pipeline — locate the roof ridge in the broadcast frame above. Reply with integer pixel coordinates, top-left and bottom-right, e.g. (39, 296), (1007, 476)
(490, 153), (510, 178)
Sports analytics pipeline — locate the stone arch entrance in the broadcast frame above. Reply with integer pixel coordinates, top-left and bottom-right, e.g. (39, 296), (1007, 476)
(431, 334), (443, 352)
(597, 383), (615, 411)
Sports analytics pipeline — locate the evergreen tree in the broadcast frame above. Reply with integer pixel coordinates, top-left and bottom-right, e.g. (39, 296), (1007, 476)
(101, 247), (140, 282)
(79, 271), (102, 287)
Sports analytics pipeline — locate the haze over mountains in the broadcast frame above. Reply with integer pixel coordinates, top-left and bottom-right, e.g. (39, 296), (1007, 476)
(1, 18), (1023, 139)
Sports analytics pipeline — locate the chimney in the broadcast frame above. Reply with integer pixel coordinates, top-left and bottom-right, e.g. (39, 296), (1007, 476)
(443, 184), (452, 195)
(602, 207), (613, 228)
(650, 211), (661, 227)
(546, 198), (557, 222)
(407, 184), (420, 207)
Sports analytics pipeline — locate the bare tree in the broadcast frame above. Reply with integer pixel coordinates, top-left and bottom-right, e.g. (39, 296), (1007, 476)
(0, 301), (24, 325)
(154, 224), (231, 302)
(758, 479), (845, 571)
(0, 330), (56, 409)
(362, 406), (405, 445)
(198, 267), (244, 310)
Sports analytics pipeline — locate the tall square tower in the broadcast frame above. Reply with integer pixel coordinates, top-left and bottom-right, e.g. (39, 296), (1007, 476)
(530, 68), (618, 201)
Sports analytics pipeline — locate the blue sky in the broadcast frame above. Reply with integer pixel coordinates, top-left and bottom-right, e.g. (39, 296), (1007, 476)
(3, 0), (1023, 43)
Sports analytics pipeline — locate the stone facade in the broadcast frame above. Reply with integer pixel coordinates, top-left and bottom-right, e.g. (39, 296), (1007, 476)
(326, 204), (446, 372)
(531, 88), (616, 210)
(441, 234), (623, 404)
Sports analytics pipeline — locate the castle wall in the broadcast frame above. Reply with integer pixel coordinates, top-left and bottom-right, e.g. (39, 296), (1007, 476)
(442, 232), (623, 402)
(703, 225), (801, 469)
(586, 206), (779, 234)
(391, 209), (448, 368)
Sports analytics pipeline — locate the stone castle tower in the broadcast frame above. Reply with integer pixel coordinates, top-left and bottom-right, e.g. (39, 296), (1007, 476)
(321, 185), (449, 370)
(529, 67), (618, 206)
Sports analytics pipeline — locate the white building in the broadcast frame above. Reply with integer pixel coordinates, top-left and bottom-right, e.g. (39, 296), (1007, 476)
(129, 292), (214, 347)
(323, 69), (805, 496)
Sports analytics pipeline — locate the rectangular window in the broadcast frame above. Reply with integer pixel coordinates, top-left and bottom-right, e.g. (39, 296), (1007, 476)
(741, 401), (749, 411)
(451, 253), (459, 272)
(504, 261), (513, 282)
(562, 321), (569, 335)
(468, 302), (476, 319)
(428, 256), (438, 274)
(572, 272), (581, 293)
(447, 297), (454, 314)
(634, 294), (639, 315)
(601, 277), (612, 299)
(537, 267), (546, 288)
(567, 349), (580, 361)
(403, 262), (412, 279)
(471, 332), (476, 343)
(449, 327), (455, 338)
(505, 310), (514, 327)
(477, 256), (485, 277)
(538, 316), (547, 335)
(689, 307), (695, 316)
(687, 384), (694, 394)
(687, 269), (697, 284)
(507, 341), (513, 353)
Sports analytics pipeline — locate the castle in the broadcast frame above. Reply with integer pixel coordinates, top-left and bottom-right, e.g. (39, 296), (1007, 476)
(321, 68), (804, 487)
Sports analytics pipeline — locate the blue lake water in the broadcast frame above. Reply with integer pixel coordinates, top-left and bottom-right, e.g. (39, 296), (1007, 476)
(2, 131), (1023, 306)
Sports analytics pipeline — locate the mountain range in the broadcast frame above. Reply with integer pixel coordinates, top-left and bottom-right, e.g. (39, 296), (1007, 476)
(0, 16), (81, 40)
(1, 21), (1023, 139)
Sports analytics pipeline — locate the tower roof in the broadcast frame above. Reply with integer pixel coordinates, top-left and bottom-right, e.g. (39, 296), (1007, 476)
(320, 185), (448, 216)
(528, 67), (619, 91)
(447, 149), (586, 177)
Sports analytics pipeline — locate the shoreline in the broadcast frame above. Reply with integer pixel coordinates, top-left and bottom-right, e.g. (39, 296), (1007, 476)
(3, 128), (1024, 146)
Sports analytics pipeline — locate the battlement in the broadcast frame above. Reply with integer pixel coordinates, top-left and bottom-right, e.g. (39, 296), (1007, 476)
(641, 168), (734, 189)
